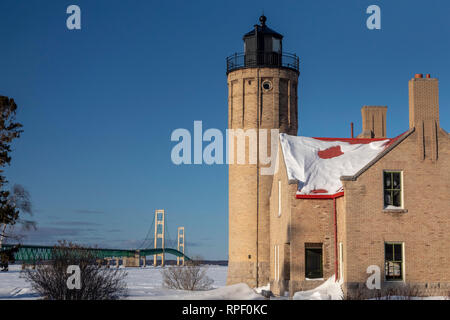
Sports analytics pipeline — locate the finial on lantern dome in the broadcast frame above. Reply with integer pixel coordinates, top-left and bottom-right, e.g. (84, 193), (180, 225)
(259, 14), (267, 26)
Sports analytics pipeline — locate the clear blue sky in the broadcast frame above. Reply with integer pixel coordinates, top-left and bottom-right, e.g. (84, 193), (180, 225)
(0, 0), (449, 260)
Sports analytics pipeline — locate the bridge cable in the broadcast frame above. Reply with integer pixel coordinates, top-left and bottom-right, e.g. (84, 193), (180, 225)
(137, 217), (155, 250)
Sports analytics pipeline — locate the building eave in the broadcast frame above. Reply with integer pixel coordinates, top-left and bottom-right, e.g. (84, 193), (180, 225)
(296, 191), (344, 199)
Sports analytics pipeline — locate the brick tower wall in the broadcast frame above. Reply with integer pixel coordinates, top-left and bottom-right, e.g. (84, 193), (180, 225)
(227, 67), (298, 287)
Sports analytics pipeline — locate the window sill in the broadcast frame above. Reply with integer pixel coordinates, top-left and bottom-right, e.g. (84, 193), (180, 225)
(305, 278), (324, 281)
(383, 208), (408, 214)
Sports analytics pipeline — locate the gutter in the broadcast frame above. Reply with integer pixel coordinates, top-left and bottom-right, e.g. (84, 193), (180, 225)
(295, 191), (344, 199)
(333, 196), (342, 281)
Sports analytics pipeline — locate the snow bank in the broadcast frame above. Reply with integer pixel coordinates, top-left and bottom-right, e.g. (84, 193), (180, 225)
(0, 266), (40, 300)
(1, 264), (235, 300)
(254, 283), (270, 294)
(131, 283), (264, 300)
(280, 134), (389, 195)
(179, 283), (263, 300)
(293, 276), (343, 300)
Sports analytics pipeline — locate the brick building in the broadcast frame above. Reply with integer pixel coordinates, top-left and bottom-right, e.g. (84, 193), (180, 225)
(227, 16), (450, 297)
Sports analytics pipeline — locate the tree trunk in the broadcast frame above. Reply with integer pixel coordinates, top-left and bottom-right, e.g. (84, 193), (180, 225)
(0, 223), (7, 249)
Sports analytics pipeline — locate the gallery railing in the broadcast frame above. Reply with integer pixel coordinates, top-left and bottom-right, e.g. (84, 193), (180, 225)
(226, 51), (299, 74)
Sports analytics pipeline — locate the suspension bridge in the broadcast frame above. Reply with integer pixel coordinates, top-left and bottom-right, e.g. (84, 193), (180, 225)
(1, 209), (190, 267)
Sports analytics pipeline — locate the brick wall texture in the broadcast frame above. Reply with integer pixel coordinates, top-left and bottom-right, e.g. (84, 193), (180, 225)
(228, 73), (450, 297)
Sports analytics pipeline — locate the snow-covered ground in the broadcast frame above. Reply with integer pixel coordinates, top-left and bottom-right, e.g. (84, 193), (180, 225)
(0, 264), (262, 300)
(293, 276), (343, 300)
(0, 265), (40, 299)
(1, 265), (445, 300)
(125, 265), (262, 300)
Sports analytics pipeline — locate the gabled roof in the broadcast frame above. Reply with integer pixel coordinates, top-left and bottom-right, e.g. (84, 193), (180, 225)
(340, 128), (414, 181)
(279, 132), (410, 196)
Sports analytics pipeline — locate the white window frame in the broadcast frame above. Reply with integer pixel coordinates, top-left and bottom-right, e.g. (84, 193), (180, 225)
(383, 170), (404, 209)
(274, 245), (280, 281)
(384, 242), (405, 282)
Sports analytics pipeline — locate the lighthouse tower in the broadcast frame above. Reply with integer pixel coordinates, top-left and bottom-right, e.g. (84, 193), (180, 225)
(226, 15), (300, 287)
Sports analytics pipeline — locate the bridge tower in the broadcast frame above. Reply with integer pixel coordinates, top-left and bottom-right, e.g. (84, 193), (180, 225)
(153, 209), (165, 266)
(177, 227), (185, 266)
(226, 15), (299, 287)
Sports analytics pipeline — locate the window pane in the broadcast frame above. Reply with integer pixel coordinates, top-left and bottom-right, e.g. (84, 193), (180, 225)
(384, 190), (392, 206)
(305, 248), (323, 278)
(393, 190), (401, 207)
(392, 262), (402, 276)
(394, 244), (402, 260)
(272, 38), (280, 52)
(385, 243), (393, 260)
(386, 261), (402, 279)
(386, 261), (394, 275)
(392, 172), (401, 189)
(384, 172), (391, 188)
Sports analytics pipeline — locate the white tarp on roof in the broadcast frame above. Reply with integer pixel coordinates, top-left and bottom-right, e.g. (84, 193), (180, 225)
(279, 133), (390, 195)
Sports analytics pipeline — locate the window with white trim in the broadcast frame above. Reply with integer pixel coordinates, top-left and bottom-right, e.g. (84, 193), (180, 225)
(383, 171), (403, 209)
(385, 242), (404, 281)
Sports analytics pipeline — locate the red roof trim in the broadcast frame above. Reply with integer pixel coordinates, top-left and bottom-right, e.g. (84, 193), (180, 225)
(382, 130), (409, 148)
(310, 189), (329, 194)
(312, 137), (388, 145)
(296, 191), (344, 199)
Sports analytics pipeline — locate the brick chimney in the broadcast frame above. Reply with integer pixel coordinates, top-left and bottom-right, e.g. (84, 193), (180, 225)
(358, 106), (387, 138)
(408, 74), (440, 160)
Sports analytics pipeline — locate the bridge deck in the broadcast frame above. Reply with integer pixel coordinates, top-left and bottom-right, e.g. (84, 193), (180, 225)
(1, 244), (190, 263)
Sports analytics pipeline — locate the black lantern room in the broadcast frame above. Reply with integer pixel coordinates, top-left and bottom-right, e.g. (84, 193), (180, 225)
(226, 15), (299, 74)
(243, 15), (283, 67)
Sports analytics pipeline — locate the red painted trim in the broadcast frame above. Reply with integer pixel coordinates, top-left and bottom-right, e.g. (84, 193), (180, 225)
(295, 192), (343, 281)
(310, 189), (329, 194)
(317, 146), (344, 159)
(312, 137), (387, 145)
(296, 191), (344, 199)
(382, 130), (409, 148)
(334, 197), (338, 282)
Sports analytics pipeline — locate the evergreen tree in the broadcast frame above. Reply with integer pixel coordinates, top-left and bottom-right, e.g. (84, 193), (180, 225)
(0, 96), (34, 271)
